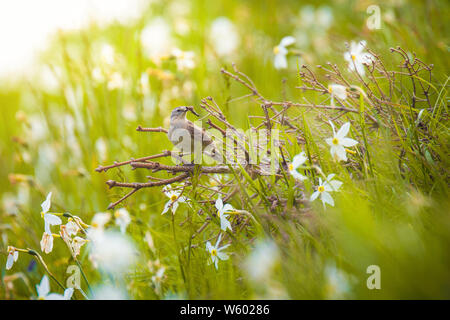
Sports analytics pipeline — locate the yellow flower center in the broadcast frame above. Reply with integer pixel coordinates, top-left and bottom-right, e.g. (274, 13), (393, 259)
(170, 194), (178, 202)
(318, 185), (325, 193)
(273, 46), (280, 54)
(328, 86), (333, 93)
(211, 249), (217, 257)
(351, 54), (356, 61)
(332, 137), (339, 145)
(217, 210), (221, 218)
(288, 163), (294, 171)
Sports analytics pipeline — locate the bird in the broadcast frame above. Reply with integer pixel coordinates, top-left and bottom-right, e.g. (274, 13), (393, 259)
(167, 106), (219, 163)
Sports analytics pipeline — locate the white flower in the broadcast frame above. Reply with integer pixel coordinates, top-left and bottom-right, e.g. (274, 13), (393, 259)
(326, 121), (358, 162)
(328, 84), (347, 103)
(114, 208), (131, 234)
(210, 17), (240, 56)
(71, 237), (88, 257)
(206, 234), (230, 270)
(244, 240), (279, 282)
(273, 36), (296, 69)
(92, 285), (127, 300)
(40, 192), (62, 235)
(215, 197), (234, 232)
(325, 262), (353, 299)
(172, 48), (195, 71)
(151, 266), (166, 283)
(40, 232), (54, 254)
(288, 152), (308, 181)
(140, 17), (173, 61)
(6, 246), (19, 270)
(91, 212), (111, 230)
(316, 6), (334, 29)
(92, 67), (104, 82)
(107, 72), (124, 90)
(88, 231), (136, 274)
(209, 173), (226, 191)
(344, 40), (374, 76)
(162, 185), (187, 215)
(100, 43), (115, 66)
(65, 220), (79, 236)
(36, 275), (74, 300)
(310, 174), (343, 208)
(60, 220), (79, 241)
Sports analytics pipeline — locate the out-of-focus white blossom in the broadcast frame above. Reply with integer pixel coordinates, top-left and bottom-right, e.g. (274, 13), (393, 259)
(140, 17), (173, 62)
(172, 48), (195, 71)
(324, 262), (354, 299)
(114, 208), (131, 234)
(88, 231), (136, 274)
(107, 72), (124, 90)
(210, 17), (240, 57)
(344, 40), (374, 76)
(100, 43), (115, 66)
(91, 212), (111, 230)
(92, 285), (128, 300)
(273, 36), (296, 69)
(244, 240), (279, 282)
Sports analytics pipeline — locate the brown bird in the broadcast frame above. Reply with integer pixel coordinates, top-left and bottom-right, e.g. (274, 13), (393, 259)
(168, 106), (218, 163)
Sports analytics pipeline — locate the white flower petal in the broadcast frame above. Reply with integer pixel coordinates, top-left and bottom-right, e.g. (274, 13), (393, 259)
(341, 137), (358, 147)
(336, 145), (347, 161)
(220, 215), (232, 232)
(37, 275), (50, 298)
(161, 201), (171, 215)
(292, 152), (307, 168)
(172, 200), (179, 214)
(336, 122), (351, 139)
(329, 180), (343, 191)
(215, 197), (223, 211)
(44, 213), (62, 226)
(215, 233), (223, 248)
(41, 192), (52, 214)
(46, 293), (65, 300)
(6, 252), (15, 270)
(64, 288), (74, 300)
(222, 204), (234, 213)
(217, 252), (229, 260)
(274, 54), (288, 70)
(280, 36), (296, 47)
(321, 192), (335, 207)
(291, 170), (307, 181)
(310, 191), (320, 201)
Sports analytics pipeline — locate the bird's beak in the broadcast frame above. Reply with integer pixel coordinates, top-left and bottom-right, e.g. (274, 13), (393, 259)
(186, 106), (199, 117)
